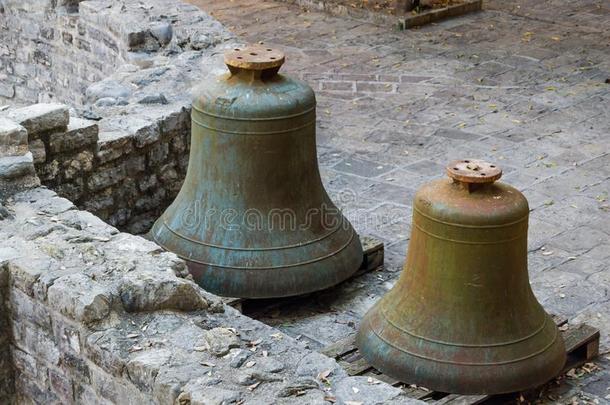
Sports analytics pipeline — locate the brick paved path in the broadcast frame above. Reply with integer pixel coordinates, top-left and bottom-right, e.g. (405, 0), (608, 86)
(189, 0), (609, 401)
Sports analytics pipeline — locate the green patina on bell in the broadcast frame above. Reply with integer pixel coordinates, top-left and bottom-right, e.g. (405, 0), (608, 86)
(357, 159), (566, 394)
(151, 45), (363, 298)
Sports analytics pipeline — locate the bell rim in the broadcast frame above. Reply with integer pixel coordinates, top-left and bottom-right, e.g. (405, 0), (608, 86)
(185, 233), (364, 298)
(356, 307), (567, 394)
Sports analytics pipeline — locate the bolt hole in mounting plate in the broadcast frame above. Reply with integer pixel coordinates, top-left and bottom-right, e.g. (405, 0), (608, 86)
(224, 45), (285, 70)
(447, 159), (502, 184)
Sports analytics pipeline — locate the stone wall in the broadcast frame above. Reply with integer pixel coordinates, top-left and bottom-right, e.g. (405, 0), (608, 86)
(0, 0), (230, 106)
(2, 103), (190, 233)
(1, 0), (235, 233)
(0, 0), (124, 105)
(0, 186), (415, 404)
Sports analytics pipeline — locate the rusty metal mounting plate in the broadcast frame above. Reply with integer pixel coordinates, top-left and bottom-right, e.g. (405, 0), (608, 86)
(224, 45), (285, 70)
(446, 159), (502, 184)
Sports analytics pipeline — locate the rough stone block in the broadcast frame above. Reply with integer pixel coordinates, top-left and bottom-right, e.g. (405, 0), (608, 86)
(29, 139), (46, 164)
(53, 318), (81, 354)
(0, 81), (15, 98)
(18, 188), (75, 215)
(6, 103), (69, 136)
(85, 331), (129, 377)
(13, 321), (60, 366)
(149, 21), (173, 45)
(158, 163), (179, 184)
(104, 233), (163, 255)
(73, 385), (103, 405)
(12, 348), (38, 378)
(47, 273), (113, 323)
(36, 159), (59, 183)
(137, 174), (158, 192)
(194, 328), (241, 357)
(296, 352), (341, 378)
(85, 80), (132, 103)
(124, 154), (145, 173)
(0, 152), (36, 180)
(170, 132), (187, 154)
(57, 209), (119, 238)
(8, 254), (53, 297)
(126, 348), (172, 392)
(9, 288), (52, 332)
(86, 163), (126, 192)
(60, 351), (91, 383)
(62, 150), (94, 179)
(0, 117), (28, 156)
(82, 193), (114, 214)
(153, 353), (215, 404)
(134, 121), (161, 148)
(89, 364), (148, 403)
(181, 384), (242, 405)
(15, 376), (58, 404)
(48, 117), (98, 153)
(334, 376), (409, 404)
(147, 142), (169, 167)
(95, 131), (133, 164)
(138, 93), (168, 105)
(48, 368), (74, 401)
(119, 270), (208, 313)
(133, 187), (165, 212)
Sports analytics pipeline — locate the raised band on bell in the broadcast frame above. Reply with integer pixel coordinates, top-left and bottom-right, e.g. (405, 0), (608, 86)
(356, 159), (566, 394)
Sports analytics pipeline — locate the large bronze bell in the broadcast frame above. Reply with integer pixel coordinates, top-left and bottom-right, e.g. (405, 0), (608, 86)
(151, 45), (363, 298)
(357, 159), (566, 394)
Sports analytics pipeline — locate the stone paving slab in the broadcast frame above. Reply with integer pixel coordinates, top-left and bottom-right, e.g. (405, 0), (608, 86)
(188, 0), (610, 402)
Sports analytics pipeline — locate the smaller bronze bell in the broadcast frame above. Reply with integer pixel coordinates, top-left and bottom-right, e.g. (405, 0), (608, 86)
(357, 159), (566, 394)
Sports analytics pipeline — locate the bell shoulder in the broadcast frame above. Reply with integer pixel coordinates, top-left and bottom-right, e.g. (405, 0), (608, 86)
(413, 178), (529, 227)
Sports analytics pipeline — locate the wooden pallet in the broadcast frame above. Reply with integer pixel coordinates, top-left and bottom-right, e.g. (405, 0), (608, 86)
(321, 315), (600, 404)
(221, 235), (384, 312)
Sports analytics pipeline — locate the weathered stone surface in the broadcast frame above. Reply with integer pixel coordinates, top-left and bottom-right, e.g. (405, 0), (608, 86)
(180, 378), (242, 405)
(195, 327), (241, 357)
(119, 270), (208, 313)
(47, 117), (98, 153)
(149, 22), (173, 46)
(28, 139), (46, 164)
(47, 273), (112, 323)
(6, 104), (69, 135)
(62, 150), (94, 180)
(9, 288), (52, 332)
(7, 254), (54, 297)
(277, 377), (320, 398)
(334, 376), (410, 404)
(256, 356), (285, 374)
(0, 82), (15, 99)
(229, 349), (252, 369)
(296, 352), (340, 377)
(138, 93), (168, 105)
(0, 117), (28, 156)
(126, 348), (172, 391)
(234, 369), (283, 385)
(86, 80), (132, 104)
(0, 152), (35, 179)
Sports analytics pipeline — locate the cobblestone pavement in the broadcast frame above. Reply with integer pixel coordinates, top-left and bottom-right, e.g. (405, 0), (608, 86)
(188, 0), (609, 402)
